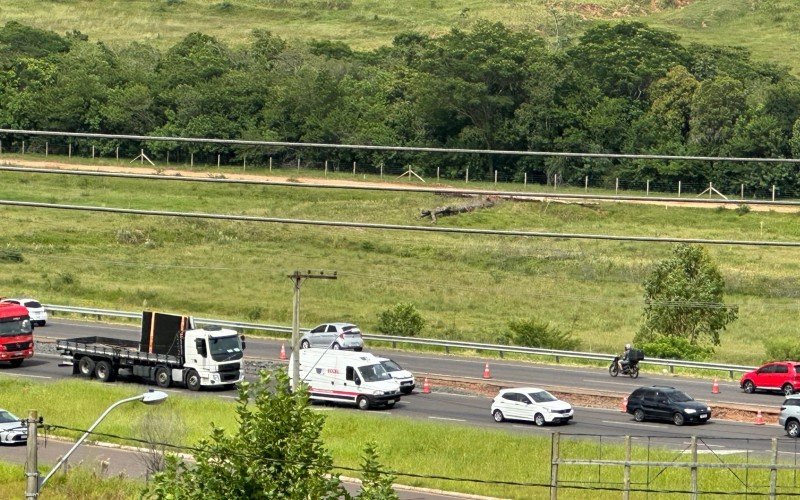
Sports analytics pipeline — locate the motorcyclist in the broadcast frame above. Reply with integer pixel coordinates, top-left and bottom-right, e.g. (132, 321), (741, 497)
(618, 344), (632, 373)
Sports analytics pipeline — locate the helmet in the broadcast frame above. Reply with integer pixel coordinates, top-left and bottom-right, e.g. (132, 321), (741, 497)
(625, 344), (631, 350)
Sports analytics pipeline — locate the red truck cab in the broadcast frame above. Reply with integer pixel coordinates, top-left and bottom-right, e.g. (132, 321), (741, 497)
(0, 302), (34, 367)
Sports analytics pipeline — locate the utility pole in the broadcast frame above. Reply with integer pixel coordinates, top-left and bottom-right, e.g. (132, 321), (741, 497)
(25, 410), (39, 499)
(289, 270), (337, 391)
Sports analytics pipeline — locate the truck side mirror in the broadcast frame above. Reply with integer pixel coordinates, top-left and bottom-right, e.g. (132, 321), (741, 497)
(355, 375), (361, 386)
(240, 335), (246, 350)
(195, 338), (207, 357)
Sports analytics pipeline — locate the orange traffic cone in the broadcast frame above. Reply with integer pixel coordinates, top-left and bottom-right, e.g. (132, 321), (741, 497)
(422, 378), (431, 394)
(755, 410), (765, 425)
(620, 395), (628, 413)
(482, 362), (492, 379)
(279, 344), (287, 361)
(712, 378), (720, 394)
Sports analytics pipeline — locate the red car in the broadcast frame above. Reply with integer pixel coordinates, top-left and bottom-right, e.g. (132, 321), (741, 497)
(740, 362), (800, 396)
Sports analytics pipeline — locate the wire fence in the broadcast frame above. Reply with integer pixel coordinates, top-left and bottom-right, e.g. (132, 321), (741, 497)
(3, 130), (800, 201)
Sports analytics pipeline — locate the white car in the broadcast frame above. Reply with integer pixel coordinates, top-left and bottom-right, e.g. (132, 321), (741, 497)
(300, 323), (364, 351)
(490, 387), (573, 426)
(0, 409), (27, 445)
(1, 298), (47, 326)
(375, 357), (415, 394)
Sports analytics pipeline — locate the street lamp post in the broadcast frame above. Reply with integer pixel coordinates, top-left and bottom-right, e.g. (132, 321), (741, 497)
(35, 390), (168, 494)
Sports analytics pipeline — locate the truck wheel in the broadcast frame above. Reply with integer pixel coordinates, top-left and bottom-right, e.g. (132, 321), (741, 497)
(357, 396), (370, 411)
(155, 366), (172, 388)
(186, 369), (201, 391)
(95, 360), (116, 383)
(8, 359), (23, 368)
(78, 356), (96, 378)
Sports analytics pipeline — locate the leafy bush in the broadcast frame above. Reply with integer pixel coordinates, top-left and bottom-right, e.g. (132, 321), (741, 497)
(377, 303), (425, 337)
(503, 318), (580, 351)
(639, 336), (713, 361)
(0, 246), (24, 263)
(735, 204), (751, 215)
(763, 337), (800, 362)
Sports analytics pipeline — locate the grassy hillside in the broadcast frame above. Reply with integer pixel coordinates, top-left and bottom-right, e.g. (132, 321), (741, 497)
(1, 1), (799, 73)
(1, 161), (799, 365)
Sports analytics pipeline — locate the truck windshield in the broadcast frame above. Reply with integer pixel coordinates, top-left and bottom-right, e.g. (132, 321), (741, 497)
(0, 319), (33, 337)
(208, 335), (243, 362)
(358, 364), (391, 383)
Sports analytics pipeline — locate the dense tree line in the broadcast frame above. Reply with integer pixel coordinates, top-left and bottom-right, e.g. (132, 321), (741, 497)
(2, 20), (800, 193)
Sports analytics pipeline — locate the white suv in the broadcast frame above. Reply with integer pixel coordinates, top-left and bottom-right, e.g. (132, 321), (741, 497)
(780, 395), (800, 437)
(1, 298), (47, 326)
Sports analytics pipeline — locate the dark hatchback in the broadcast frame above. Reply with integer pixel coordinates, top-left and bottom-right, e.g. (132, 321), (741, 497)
(626, 386), (712, 426)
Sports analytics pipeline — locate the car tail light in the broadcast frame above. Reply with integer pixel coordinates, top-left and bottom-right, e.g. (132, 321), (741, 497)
(338, 334), (344, 341)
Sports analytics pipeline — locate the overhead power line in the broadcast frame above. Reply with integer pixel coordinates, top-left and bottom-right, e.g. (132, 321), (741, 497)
(3, 128), (800, 164)
(2, 164), (799, 207)
(1, 198), (798, 248)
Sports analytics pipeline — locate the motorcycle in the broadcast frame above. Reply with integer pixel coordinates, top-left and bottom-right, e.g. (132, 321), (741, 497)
(609, 356), (639, 378)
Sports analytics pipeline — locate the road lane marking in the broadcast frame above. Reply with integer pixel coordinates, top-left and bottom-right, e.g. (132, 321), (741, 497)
(0, 373), (52, 379)
(428, 417), (466, 422)
(601, 420), (665, 430)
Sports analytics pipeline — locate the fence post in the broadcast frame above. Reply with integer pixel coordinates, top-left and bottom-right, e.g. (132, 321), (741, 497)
(615, 178), (619, 195)
(269, 157), (272, 172)
(770, 438), (778, 499)
(353, 161), (356, 175)
(646, 179), (650, 196)
(190, 152), (194, 168)
(325, 160), (328, 177)
(0, 139), (2, 154)
(297, 157), (300, 172)
(708, 182), (713, 199)
(92, 145), (95, 159)
(21, 141), (25, 154)
(772, 185), (776, 202)
(116, 146), (119, 162)
(623, 435), (631, 500)
(45, 142), (48, 157)
(550, 432), (560, 500)
(494, 170), (497, 185)
(524, 172), (527, 187)
(437, 166), (440, 182)
(380, 163), (383, 179)
(217, 154), (221, 169)
(741, 183), (744, 199)
(68, 143), (72, 158)
(553, 173), (558, 191)
(243, 155), (246, 171)
(678, 180), (682, 197)
(466, 167), (469, 183)
(690, 436), (698, 500)
(585, 175), (588, 192)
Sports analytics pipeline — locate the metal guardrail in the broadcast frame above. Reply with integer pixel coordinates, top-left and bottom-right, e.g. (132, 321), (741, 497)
(44, 304), (755, 377)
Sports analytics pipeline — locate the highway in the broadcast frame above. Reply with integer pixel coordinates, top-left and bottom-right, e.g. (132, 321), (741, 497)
(3, 318), (798, 457)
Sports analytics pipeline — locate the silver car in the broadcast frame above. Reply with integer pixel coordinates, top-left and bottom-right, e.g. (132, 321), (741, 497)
(300, 323), (364, 351)
(0, 409), (27, 445)
(780, 395), (800, 437)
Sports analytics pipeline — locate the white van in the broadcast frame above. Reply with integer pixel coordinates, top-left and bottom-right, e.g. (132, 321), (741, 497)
(290, 348), (402, 410)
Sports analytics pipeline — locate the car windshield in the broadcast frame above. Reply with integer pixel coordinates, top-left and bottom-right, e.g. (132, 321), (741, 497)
(380, 360), (402, 372)
(0, 318), (33, 337)
(668, 391), (693, 403)
(358, 363), (391, 382)
(529, 391), (558, 403)
(208, 335), (243, 362)
(0, 410), (19, 424)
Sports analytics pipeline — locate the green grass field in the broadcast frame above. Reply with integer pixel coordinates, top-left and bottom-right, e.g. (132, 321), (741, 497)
(1, 1), (799, 74)
(2, 377), (799, 499)
(0, 161), (799, 365)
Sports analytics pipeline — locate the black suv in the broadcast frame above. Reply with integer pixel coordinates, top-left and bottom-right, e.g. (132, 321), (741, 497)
(626, 386), (712, 426)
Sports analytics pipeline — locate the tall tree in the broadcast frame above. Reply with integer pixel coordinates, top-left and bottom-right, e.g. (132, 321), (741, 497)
(635, 244), (738, 350)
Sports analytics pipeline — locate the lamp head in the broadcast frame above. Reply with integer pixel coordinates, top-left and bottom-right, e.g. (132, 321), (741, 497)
(141, 390), (168, 405)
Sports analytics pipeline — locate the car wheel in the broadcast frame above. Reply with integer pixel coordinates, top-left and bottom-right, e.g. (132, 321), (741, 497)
(186, 369), (201, 391)
(673, 413), (685, 426)
(354, 347), (363, 352)
(633, 409), (645, 422)
(78, 356), (96, 378)
(783, 384), (795, 397)
(743, 380), (756, 394)
(493, 410), (505, 423)
(300, 340), (310, 349)
(534, 413), (546, 427)
(38, 321), (46, 327)
(8, 358), (23, 368)
(332, 343), (341, 350)
(95, 360), (116, 383)
(786, 420), (800, 438)
(400, 387), (414, 395)
(386, 401), (396, 409)
(155, 366), (172, 388)
(357, 396), (370, 411)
